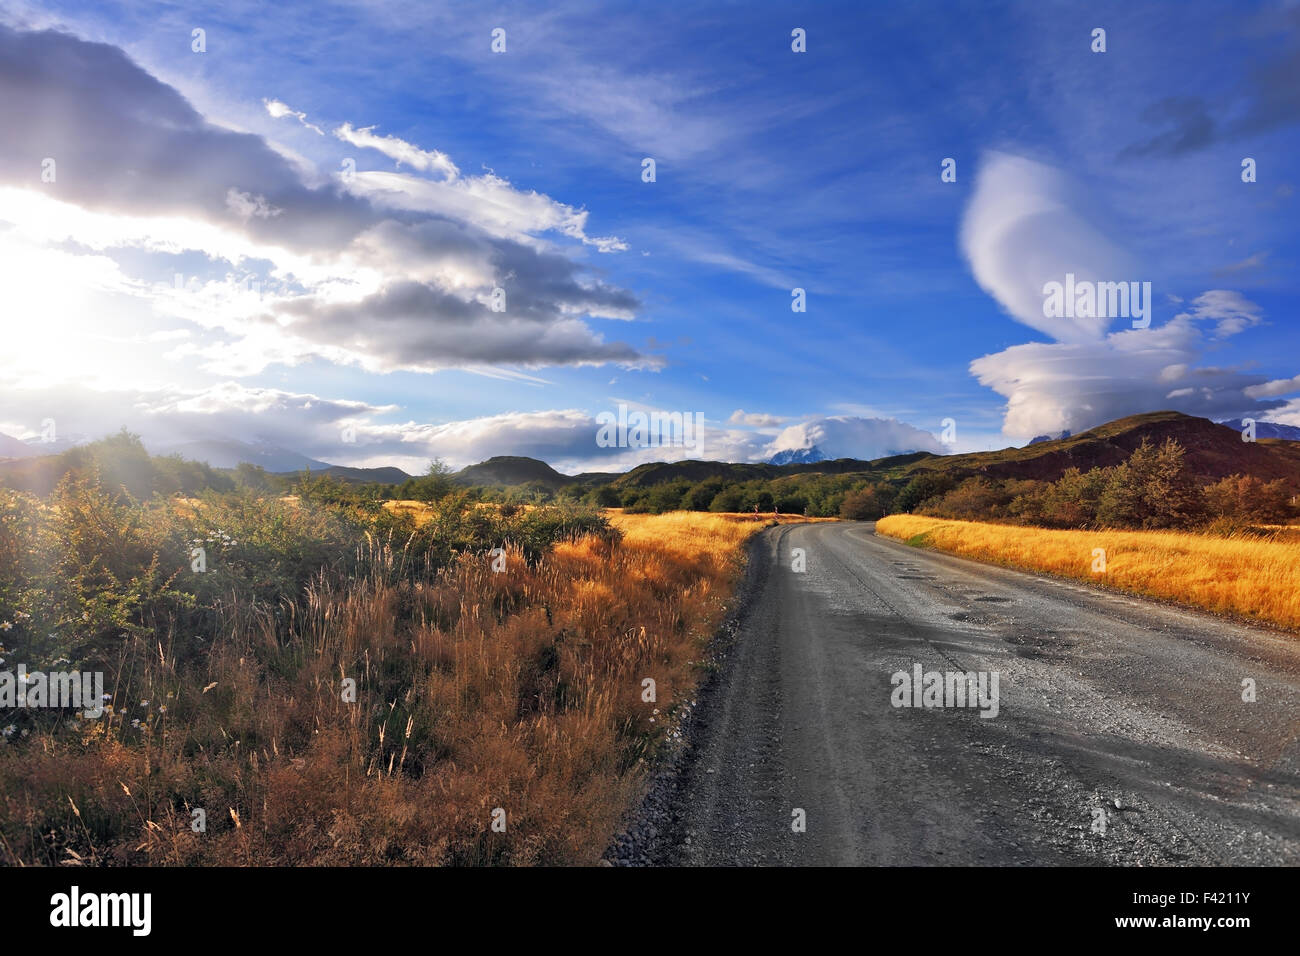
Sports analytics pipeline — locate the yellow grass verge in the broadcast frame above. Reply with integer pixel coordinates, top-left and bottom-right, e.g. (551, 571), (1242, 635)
(608, 510), (832, 562)
(875, 514), (1300, 632)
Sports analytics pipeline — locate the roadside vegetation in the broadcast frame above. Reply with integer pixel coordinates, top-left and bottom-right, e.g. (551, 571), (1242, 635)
(465, 435), (1297, 533)
(6, 422), (1293, 534)
(876, 514), (1300, 631)
(898, 438), (1293, 532)
(873, 438), (1300, 630)
(0, 435), (775, 865)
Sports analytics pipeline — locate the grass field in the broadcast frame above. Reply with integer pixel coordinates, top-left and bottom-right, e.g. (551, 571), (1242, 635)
(0, 501), (801, 866)
(610, 509), (832, 552)
(876, 514), (1300, 632)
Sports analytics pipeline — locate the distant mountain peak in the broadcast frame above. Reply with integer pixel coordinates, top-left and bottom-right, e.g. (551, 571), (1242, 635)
(1217, 419), (1300, 441)
(1028, 430), (1071, 445)
(768, 445), (827, 465)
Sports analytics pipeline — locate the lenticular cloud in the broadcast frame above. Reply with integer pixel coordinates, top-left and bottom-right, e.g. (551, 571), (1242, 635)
(960, 152), (1131, 344)
(959, 153), (1288, 439)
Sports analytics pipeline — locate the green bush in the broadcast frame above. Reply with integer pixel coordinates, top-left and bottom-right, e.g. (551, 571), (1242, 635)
(708, 487), (745, 512)
(591, 485), (623, 508)
(894, 473), (954, 514)
(684, 480), (722, 511)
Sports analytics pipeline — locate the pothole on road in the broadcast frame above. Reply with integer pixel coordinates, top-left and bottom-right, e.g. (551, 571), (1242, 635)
(1003, 631), (1080, 660)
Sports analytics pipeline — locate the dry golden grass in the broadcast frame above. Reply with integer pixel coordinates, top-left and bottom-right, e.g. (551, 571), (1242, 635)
(381, 499), (545, 525)
(611, 509), (831, 540)
(1, 508), (788, 866)
(609, 510), (795, 557)
(382, 498), (434, 524)
(876, 514), (1300, 632)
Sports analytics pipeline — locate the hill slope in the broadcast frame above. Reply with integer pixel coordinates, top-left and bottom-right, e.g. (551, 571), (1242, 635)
(609, 452), (936, 489)
(6, 411), (1292, 498)
(442, 412), (1300, 494)
(906, 411), (1300, 487)
(293, 464), (413, 484)
(452, 456), (574, 489)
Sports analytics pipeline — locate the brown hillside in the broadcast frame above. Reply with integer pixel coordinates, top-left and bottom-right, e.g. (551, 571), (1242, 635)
(905, 411), (1300, 489)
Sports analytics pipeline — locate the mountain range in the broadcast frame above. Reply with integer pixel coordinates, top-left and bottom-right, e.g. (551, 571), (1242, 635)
(1218, 419), (1300, 441)
(1, 412), (1298, 490)
(446, 412), (1300, 492)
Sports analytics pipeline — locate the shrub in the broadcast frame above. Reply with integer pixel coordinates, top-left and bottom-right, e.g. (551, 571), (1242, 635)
(590, 485), (622, 509)
(708, 487), (746, 513)
(894, 473), (954, 514)
(1203, 475), (1292, 525)
(1097, 438), (1203, 529)
(646, 482), (688, 513)
(840, 484), (893, 520)
(399, 459), (457, 503)
(684, 480), (722, 511)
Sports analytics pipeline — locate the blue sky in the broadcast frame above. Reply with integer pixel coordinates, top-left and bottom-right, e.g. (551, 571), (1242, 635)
(0, 0), (1297, 471)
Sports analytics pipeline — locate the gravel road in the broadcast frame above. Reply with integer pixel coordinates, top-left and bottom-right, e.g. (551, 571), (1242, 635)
(612, 521), (1300, 866)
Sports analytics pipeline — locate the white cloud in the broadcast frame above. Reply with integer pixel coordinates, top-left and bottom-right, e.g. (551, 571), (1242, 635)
(348, 168), (627, 252)
(960, 152), (1293, 438)
(0, 379), (729, 471)
(1245, 374), (1300, 399)
(1258, 399), (1300, 428)
(0, 381), (391, 459)
(0, 25), (649, 381)
(334, 122), (459, 180)
(280, 404), (940, 473)
(1182, 289), (1262, 337)
(960, 152), (1131, 344)
(729, 409), (786, 427)
(970, 315), (1286, 438)
(263, 98), (323, 135)
(0, 371), (957, 474)
(763, 416), (944, 461)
